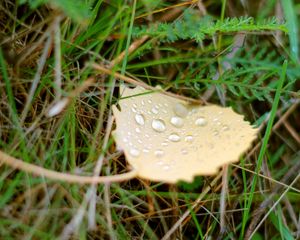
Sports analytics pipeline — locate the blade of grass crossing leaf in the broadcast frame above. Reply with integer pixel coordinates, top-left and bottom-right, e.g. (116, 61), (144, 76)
(281, 0), (299, 61)
(240, 60), (288, 238)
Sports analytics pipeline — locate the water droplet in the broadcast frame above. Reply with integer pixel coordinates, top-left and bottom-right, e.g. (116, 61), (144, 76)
(129, 148), (140, 157)
(168, 133), (181, 142)
(154, 149), (164, 158)
(163, 165), (170, 171)
(164, 103), (169, 107)
(133, 104), (137, 108)
(143, 148), (150, 153)
(174, 103), (188, 118)
(152, 119), (166, 132)
(151, 107), (159, 114)
(145, 134), (150, 138)
(135, 114), (145, 125)
(222, 124), (230, 131)
(170, 116), (184, 128)
(213, 130), (219, 136)
(123, 137), (128, 143)
(161, 142), (168, 146)
(135, 127), (141, 133)
(181, 149), (188, 155)
(131, 107), (137, 113)
(138, 139), (143, 144)
(141, 100), (145, 106)
(148, 99), (152, 104)
(195, 117), (207, 126)
(156, 160), (164, 166)
(185, 135), (194, 143)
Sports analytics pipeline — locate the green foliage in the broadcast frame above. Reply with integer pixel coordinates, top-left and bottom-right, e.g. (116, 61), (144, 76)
(177, 176), (203, 191)
(179, 45), (299, 102)
(19, 0), (91, 23)
(133, 10), (287, 43)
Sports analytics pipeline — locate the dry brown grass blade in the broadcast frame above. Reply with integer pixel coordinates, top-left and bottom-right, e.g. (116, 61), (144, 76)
(91, 63), (202, 104)
(245, 153), (300, 239)
(0, 150), (137, 184)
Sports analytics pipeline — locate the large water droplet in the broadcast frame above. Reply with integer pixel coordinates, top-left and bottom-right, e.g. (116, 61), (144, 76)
(135, 114), (145, 125)
(170, 116), (184, 128)
(152, 119), (166, 132)
(195, 117), (207, 126)
(185, 135), (194, 143)
(174, 103), (188, 118)
(129, 148), (140, 157)
(154, 149), (164, 158)
(168, 133), (181, 142)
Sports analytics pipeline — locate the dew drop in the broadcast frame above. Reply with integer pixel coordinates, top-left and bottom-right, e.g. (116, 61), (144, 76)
(181, 149), (188, 155)
(213, 130), (219, 136)
(185, 135), (194, 143)
(151, 107), (159, 114)
(222, 124), (230, 131)
(161, 142), (168, 146)
(129, 148), (140, 157)
(170, 116), (184, 128)
(163, 164), (171, 171)
(168, 133), (181, 142)
(195, 117), (207, 126)
(174, 103), (188, 118)
(143, 148), (150, 153)
(156, 160), (164, 166)
(152, 119), (166, 132)
(135, 114), (145, 125)
(135, 127), (141, 133)
(154, 149), (164, 158)
(147, 99), (152, 104)
(131, 107), (137, 113)
(141, 100), (145, 106)
(123, 137), (128, 143)
(133, 104), (137, 108)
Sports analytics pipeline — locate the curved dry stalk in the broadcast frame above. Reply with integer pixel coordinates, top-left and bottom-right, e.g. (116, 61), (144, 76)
(91, 63), (203, 104)
(0, 150), (137, 184)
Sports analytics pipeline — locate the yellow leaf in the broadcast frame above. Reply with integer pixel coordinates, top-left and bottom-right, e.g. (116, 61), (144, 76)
(112, 85), (258, 183)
